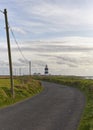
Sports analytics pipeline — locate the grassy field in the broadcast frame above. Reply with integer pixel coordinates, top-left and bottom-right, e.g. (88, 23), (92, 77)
(0, 76), (43, 108)
(33, 75), (93, 130)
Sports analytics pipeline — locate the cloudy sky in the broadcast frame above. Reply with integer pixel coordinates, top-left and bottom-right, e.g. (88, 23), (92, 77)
(0, 0), (93, 76)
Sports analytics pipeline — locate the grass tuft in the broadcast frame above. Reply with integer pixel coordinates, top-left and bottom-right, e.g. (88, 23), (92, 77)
(0, 76), (43, 108)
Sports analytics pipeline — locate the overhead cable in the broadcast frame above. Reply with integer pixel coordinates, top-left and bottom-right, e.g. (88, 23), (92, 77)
(10, 27), (28, 63)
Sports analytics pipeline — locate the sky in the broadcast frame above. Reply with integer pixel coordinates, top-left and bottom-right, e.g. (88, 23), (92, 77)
(0, 0), (93, 76)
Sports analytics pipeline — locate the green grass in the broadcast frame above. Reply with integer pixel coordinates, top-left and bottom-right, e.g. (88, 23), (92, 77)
(33, 75), (93, 130)
(0, 76), (43, 108)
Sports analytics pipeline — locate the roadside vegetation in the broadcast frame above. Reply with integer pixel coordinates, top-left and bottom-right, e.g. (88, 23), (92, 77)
(33, 75), (93, 130)
(0, 76), (43, 108)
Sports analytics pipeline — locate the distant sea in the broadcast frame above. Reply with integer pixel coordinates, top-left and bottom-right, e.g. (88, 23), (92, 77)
(84, 76), (93, 79)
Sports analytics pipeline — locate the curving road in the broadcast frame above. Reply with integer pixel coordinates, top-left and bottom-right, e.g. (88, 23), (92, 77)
(0, 81), (85, 130)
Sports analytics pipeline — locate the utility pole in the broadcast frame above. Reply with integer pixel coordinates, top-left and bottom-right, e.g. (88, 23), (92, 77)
(29, 61), (31, 76)
(4, 9), (14, 98)
(19, 68), (21, 76)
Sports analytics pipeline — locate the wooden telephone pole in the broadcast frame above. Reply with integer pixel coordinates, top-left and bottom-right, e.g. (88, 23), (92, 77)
(4, 9), (14, 98)
(29, 61), (31, 76)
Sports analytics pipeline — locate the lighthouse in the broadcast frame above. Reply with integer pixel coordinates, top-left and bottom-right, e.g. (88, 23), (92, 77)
(44, 65), (48, 75)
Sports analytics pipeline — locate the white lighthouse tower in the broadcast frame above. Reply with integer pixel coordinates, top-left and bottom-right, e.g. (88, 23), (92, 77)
(44, 65), (48, 75)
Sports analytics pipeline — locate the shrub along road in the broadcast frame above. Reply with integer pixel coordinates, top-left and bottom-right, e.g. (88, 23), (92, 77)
(0, 81), (85, 130)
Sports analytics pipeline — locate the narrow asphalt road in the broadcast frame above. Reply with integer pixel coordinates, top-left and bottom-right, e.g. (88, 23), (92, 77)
(0, 81), (85, 130)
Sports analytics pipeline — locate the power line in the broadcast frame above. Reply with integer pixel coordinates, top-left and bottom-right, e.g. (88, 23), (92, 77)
(10, 27), (28, 63)
(8, 24), (32, 76)
(0, 9), (28, 64)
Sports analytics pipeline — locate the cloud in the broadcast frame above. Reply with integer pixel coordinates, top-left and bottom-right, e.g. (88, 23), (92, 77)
(11, 39), (93, 54)
(27, 0), (93, 33)
(1, 0), (93, 75)
(55, 55), (93, 67)
(1, 0), (93, 40)
(1, 0), (93, 41)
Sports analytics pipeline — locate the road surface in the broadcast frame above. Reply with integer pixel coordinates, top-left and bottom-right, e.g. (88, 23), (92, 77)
(0, 81), (85, 130)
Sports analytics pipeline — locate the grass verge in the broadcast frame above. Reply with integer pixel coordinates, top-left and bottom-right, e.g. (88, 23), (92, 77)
(0, 76), (43, 108)
(33, 75), (93, 130)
